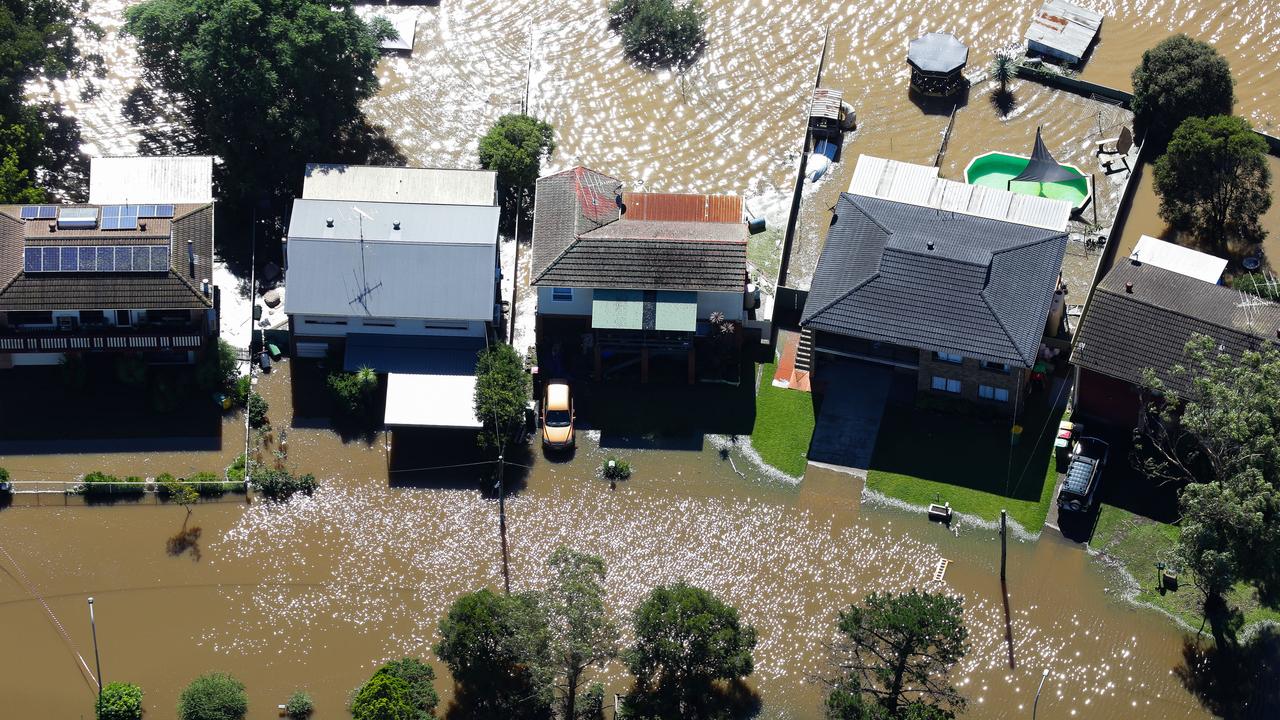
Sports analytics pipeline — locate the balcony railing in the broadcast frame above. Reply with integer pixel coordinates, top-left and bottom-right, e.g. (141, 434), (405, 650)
(0, 325), (207, 353)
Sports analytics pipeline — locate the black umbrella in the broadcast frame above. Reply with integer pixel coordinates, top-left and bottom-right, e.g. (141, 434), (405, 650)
(1008, 126), (1079, 195)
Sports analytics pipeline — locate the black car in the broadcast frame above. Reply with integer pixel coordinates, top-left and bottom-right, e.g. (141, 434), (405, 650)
(1058, 437), (1109, 514)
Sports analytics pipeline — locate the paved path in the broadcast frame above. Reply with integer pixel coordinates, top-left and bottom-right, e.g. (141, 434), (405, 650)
(807, 362), (893, 471)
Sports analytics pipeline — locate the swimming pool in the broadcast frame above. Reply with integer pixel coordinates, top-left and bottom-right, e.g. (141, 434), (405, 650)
(964, 151), (1090, 208)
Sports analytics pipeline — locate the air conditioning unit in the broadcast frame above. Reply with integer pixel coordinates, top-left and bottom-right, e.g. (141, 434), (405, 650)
(57, 316), (78, 332)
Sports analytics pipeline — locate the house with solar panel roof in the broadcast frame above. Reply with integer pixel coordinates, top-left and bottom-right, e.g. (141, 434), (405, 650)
(0, 156), (218, 368)
(529, 166), (753, 384)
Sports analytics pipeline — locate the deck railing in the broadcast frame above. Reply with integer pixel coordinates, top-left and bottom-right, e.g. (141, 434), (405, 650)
(0, 326), (206, 353)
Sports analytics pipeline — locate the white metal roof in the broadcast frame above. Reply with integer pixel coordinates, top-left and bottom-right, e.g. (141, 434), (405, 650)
(285, 199), (499, 320)
(88, 156), (214, 204)
(1131, 236), (1228, 284)
(386, 372), (482, 428)
(302, 164), (496, 206)
(809, 88), (844, 121)
(847, 154), (1071, 231)
(1024, 0), (1104, 62)
(379, 16), (417, 52)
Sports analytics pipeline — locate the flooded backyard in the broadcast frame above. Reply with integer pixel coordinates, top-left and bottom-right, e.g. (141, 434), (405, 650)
(1, 364), (1214, 719)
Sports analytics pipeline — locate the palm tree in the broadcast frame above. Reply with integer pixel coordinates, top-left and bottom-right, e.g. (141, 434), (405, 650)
(992, 53), (1014, 92)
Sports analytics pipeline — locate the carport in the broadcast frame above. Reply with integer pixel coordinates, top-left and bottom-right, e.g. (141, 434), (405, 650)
(344, 334), (484, 429)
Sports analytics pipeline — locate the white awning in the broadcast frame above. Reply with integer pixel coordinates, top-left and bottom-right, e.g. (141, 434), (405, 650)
(1131, 236), (1228, 285)
(385, 372), (481, 428)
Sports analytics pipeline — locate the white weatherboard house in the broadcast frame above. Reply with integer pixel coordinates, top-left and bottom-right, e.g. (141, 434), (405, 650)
(285, 165), (500, 428)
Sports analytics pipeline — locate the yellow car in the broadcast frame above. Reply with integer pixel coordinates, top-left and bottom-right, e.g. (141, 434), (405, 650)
(541, 380), (575, 449)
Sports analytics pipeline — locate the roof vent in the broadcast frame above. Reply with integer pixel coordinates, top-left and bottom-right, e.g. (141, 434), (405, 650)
(48, 222), (56, 233)
(1125, 282), (1133, 293)
(325, 217), (334, 228)
(393, 220), (401, 230)
(927, 240), (935, 250)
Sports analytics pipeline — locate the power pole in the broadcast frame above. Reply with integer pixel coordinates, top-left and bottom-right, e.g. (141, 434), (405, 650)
(243, 209), (256, 496)
(497, 454), (511, 594)
(1000, 509), (1008, 580)
(87, 597), (102, 702)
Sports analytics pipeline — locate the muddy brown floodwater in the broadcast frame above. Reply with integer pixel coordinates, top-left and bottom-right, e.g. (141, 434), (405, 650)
(0, 364), (1212, 719)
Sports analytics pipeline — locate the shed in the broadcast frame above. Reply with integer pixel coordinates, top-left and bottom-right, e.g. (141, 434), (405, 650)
(1024, 0), (1104, 65)
(907, 33), (969, 96)
(1130, 236), (1228, 285)
(378, 15), (417, 54)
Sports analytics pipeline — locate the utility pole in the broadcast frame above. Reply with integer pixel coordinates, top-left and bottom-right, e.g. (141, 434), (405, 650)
(1000, 509), (1008, 581)
(1032, 667), (1050, 719)
(497, 454), (511, 594)
(87, 597), (102, 702)
(243, 210), (256, 496)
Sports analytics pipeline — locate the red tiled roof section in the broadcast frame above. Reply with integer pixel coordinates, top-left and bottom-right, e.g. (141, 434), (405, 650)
(622, 192), (742, 224)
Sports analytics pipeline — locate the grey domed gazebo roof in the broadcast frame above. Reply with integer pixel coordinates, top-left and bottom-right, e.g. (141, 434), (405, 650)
(908, 32), (969, 73)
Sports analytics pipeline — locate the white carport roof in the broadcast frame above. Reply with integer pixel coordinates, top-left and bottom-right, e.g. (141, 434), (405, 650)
(343, 334), (484, 429)
(386, 373), (481, 428)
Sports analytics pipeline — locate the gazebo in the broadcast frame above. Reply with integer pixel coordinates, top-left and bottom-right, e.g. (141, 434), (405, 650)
(907, 32), (969, 97)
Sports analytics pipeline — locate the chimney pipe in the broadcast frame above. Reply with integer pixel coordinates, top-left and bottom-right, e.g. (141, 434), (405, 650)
(1125, 282), (1133, 294)
(325, 217), (334, 228)
(201, 278), (210, 296)
(393, 221), (401, 230)
(927, 240), (935, 250)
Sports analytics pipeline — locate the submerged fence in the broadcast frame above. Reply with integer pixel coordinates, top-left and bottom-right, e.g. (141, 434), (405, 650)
(4, 479), (249, 507)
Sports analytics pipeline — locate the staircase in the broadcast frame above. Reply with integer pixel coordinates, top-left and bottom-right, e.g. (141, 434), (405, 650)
(795, 327), (815, 374)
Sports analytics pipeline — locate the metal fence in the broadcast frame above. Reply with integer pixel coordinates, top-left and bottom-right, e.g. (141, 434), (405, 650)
(4, 480), (249, 507)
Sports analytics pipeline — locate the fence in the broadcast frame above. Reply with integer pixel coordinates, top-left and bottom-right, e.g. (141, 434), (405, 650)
(4, 479), (249, 507)
(1013, 65), (1133, 106)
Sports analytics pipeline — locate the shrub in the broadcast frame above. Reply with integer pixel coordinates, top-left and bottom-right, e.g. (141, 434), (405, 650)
(232, 376), (251, 407)
(327, 366), (378, 421)
(177, 672), (247, 720)
(115, 354), (147, 386)
(284, 691), (313, 719)
(254, 470), (318, 502)
(187, 470), (241, 497)
(247, 391), (268, 428)
(81, 471), (145, 497)
(0, 466), (10, 499)
(608, 0), (706, 71)
(96, 681), (144, 720)
(601, 456), (632, 480)
(1232, 272), (1280, 300)
(197, 339), (240, 391)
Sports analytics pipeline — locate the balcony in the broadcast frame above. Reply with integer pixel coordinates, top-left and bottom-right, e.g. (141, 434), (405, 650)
(0, 324), (207, 353)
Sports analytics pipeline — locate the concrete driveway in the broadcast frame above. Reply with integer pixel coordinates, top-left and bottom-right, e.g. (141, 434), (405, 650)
(807, 361), (894, 471)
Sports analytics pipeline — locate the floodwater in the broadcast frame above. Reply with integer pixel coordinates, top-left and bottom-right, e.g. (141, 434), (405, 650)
(1, 363), (1213, 719)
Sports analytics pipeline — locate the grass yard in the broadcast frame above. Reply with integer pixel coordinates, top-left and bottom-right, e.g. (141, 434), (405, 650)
(750, 362), (816, 477)
(865, 397), (1064, 532)
(1090, 504), (1280, 631)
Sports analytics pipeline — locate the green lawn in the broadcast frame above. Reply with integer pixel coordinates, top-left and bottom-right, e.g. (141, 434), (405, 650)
(865, 399), (1064, 532)
(1090, 504), (1280, 631)
(750, 362), (815, 477)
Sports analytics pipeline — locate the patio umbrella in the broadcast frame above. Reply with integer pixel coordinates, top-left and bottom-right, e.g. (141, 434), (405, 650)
(1008, 126), (1079, 195)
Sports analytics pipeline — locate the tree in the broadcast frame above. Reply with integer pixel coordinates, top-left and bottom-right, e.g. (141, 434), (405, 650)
(473, 344), (531, 449)
(178, 672), (248, 720)
(0, 119), (45, 203)
(96, 681), (144, 720)
(351, 673), (415, 720)
(478, 114), (556, 229)
(123, 0), (394, 210)
(160, 472), (200, 516)
(1153, 114), (1271, 247)
(545, 547), (620, 720)
(327, 366), (379, 422)
(247, 392), (269, 428)
(284, 691), (313, 719)
(197, 339), (240, 392)
(1131, 35), (1234, 145)
(608, 0), (707, 71)
(1137, 334), (1280, 647)
(434, 588), (554, 718)
(354, 658), (439, 720)
(823, 590), (968, 720)
(625, 583), (756, 715)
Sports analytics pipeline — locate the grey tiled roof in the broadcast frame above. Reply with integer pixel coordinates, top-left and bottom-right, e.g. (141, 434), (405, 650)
(1072, 260), (1280, 393)
(531, 168), (747, 292)
(801, 193), (1066, 367)
(0, 204), (214, 311)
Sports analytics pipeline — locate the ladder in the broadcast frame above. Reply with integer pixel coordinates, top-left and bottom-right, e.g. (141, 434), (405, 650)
(795, 327), (815, 374)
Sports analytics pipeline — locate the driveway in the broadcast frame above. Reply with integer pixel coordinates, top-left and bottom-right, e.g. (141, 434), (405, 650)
(807, 361), (894, 471)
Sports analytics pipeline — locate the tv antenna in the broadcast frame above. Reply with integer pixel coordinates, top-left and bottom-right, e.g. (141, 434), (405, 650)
(347, 206), (382, 314)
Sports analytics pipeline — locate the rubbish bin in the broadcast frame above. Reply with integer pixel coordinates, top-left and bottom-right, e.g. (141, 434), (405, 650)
(1010, 424), (1023, 446)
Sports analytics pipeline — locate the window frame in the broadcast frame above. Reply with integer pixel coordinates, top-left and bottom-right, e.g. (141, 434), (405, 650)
(933, 351), (963, 364)
(551, 287), (574, 302)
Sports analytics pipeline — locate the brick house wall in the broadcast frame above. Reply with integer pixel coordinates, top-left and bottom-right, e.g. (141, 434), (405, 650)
(915, 349), (1024, 414)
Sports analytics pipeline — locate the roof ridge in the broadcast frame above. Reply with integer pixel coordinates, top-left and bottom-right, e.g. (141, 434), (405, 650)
(169, 269), (214, 308)
(979, 288), (1034, 366)
(801, 198), (889, 324)
(1097, 275), (1280, 335)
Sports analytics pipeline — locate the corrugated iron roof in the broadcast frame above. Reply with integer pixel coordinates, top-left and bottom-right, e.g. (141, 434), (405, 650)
(89, 156), (214, 204)
(302, 164), (496, 206)
(1024, 0), (1104, 62)
(810, 88), (844, 121)
(622, 192), (742, 224)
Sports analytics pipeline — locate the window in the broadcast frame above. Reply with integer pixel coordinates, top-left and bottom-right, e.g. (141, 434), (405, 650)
(305, 317), (347, 326)
(424, 321), (469, 331)
(979, 385), (1010, 402)
(981, 361), (1011, 373)
(360, 318), (396, 327)
(116, 309), (131, 326)
(79, 310), (106, 325)
(931, 376), (961, 394)
(552, 287), (574, 302)
(9, 311), (53, 326)
(933, 351), (963, 364)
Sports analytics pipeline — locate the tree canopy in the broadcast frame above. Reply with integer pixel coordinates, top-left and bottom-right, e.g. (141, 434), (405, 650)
(1138, 334), (1280, 648)
(545, 547), (620, 720)
(1131, 34), (1234, 145)
(1153, 114), (1271, 248)
(478, 114), (556, 229)
(824, 590), (968, 720)
(96, 681), (144, 720)
(434, 588), (554, 719)
(177, 672), (248, 720)
(473, 343), (531, 449)
(608, 0), (707, 71)
(123, 0), (394, 211)
(353, 658), (439, 720)
(624, 583), (757, 716)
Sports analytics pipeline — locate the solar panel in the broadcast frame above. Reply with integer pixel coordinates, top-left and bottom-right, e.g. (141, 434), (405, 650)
(24, 247), (41, 272)
(19, 205), (56, 220)
(42, 247), (59, 270)
(97, 246), (114, 271)
(151, 246), (171, 271)
(115, 246), (133, 271)
(79, 246), (97, 271)
(154, 204), (175, 218)
(101, 205), (139, 231)
(60, 247), (79, 272)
